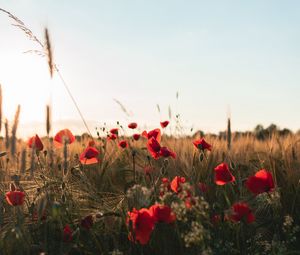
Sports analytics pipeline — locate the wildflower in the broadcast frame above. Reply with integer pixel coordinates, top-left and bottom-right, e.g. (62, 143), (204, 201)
(118, 140), (128, 149)
(193, 138), (212, 151)
(108, 134), (117, 140)
(63, 224), (73, 242)
(245, 169), (275, 195)
(170, 176), (186, 193)
(161, 177), (171, 190)
(127, 208), (155, 245)
(160, 147), (176, 159)
(147, 137), (176, 160)
(230, 202), (255, 224)
(28, 134), (44, 151)
(128, 122), (138, 129)
(147, 137), (161, 159)
(133, 133), (141, 141)
(142, 128), (161, 142)
(110, 128), (119, 135)
(214, 163), (235, 185)
(182, 221), (205, 248)
(80, 146), (99, 165)
(150, 204), (176, 224)
(54, 129), (75, 148)
(127, 185), (152, 209)
(6, 190), (25, 206)
(160, 120), (169, 128)
(185, 197), (195, 209)
(111, 249), (124, 255)
(160, 178), (171, 195)
(162, 177), (170, 185)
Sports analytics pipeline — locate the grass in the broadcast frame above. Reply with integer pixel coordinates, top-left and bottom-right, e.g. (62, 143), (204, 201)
(0, 131), (299, 254)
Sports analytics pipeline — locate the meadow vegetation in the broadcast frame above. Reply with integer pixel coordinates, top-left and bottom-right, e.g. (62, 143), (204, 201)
(0, 124), (299, 255)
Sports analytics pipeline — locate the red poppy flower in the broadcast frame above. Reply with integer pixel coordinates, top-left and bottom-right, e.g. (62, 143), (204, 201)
(63, 224), (73, 242)
(54, 129), (75, 148)
(108, 134), (117, 140)
(198, 182), (209, 193)
(160, 121), (169, 128)
(150, 204), (176, 224)
(142, 128), (161, 143)
(160, 147), (176, 159)
(110, 128), (119, 135)
(127, 208), (155, 245)
(245, 169), (275, 195)
(162, 177), (170, 185)
(193, 138), (212, 151)
(28, 134), (44, 151)
(119, 140), (128, 149)
(230, 202), (255, 224)
(81, 215), (94, 230)
(6, 190), (25, 206)
(133, 134), (141, 141)
(214, 163), (235, 185)
(147, 137), (161, 159)
(80, 146), (99, 165)
(128, 122), (138, 129)
(170, 176), (186, 193)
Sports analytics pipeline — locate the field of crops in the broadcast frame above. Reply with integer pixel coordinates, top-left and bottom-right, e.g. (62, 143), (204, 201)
(0, 124), (299, 255)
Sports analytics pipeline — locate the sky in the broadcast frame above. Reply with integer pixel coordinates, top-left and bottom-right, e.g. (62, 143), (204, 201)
(0, 0), (300, 137)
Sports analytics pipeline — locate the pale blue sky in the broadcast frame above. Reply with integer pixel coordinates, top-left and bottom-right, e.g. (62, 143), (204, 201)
(0, 0), (300, 136)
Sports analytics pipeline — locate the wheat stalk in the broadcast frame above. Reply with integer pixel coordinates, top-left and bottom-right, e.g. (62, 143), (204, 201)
(4, 119), (9, 150)
(20, 148), (26, 174)
(113, 99), (131, 117)
(10, 104), (21, 156)
(46, 104), (51, 136)
(227, 117), (231, 151)
(156, 104), (161, 114)
(29, 147), (35, 178)
(0, 8), (93, 137)
(44, 28), (54, 78)
(0, 8), (43, 47)
(63, 141), (68, 176)
(168, 105), (172, 119)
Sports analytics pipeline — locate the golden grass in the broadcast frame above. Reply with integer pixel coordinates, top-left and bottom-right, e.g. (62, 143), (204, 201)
(44, 28), (54, 78)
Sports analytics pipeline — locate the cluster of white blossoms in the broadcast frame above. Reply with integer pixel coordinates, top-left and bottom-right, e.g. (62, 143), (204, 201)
(256, 189), (281, 207)
(110, 249), (123, 255)
(126, 184), (152, 209)
(170, 182), (211, 250)
(283, 215), (294, 232)
(182, 221), (205, 248)
(171, 199), (188, 222)
(252, 215), (299, 254)
(282, 215), (299, 244)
